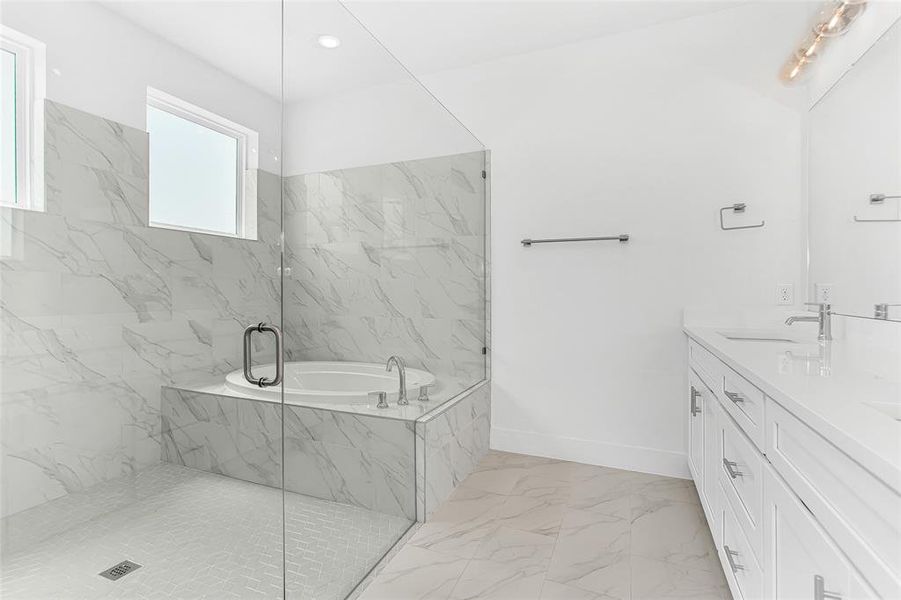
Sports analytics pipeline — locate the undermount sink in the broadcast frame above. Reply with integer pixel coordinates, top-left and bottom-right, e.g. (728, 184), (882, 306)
(865, 401), (901, 422)
(717, 329), (798, 344)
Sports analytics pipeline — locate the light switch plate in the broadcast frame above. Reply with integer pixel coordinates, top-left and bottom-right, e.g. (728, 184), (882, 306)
(776, 284), (794, 305)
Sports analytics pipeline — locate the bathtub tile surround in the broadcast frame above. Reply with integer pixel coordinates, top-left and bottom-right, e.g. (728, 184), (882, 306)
(162, 380), (492, 523)
(161, 387), (418, 520)
(0, 100), (281, 518)
(282, 151), (488, 403)
(416, 381), (491, 518)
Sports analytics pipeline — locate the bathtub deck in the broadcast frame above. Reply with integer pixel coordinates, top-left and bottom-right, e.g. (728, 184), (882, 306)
(170, 379), (459, 421)
(1, 463), (411, 599)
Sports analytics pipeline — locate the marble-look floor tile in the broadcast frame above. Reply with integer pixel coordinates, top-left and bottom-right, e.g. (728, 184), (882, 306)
(472, 525), (556, 568)
(450, 557), (546, 600)
(631, 555), (730, 600)
(409, 487), (507, 558)
(358, 545), (469, 600)
(459, 465), (525, 496)
(539, 579), (617, 600)
(567, 468), (642, 520)
(474, 450), (559, 472)
(361, 452), (725, 600)
(495, 494), (566, 537)
(546, 510), (630, 599)
(631, 473), (699, 505)
(630, 494), (718, 572)
(510, 475), (570, 505)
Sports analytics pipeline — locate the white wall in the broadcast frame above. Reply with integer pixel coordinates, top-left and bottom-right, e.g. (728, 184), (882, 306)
(2, 1), (282, 172)
(328, 3), (808, 477)
(283, 78), (483, 176)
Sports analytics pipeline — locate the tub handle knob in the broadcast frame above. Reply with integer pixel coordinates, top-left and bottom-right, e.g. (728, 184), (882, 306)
(417, 385), (431, 402)
(369, 391), (389, 409)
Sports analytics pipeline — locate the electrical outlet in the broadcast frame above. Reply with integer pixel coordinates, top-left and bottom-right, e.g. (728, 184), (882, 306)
(776, 284), (794, 305)
(815, 283), (834, 304)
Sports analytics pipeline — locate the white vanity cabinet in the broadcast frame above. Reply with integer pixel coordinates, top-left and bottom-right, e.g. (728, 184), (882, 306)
(764, 465), (879, 600)
(687, 369), (707, 483)
(686, 334), (898, 600)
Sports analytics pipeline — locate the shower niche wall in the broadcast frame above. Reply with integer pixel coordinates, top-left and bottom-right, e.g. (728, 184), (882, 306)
(0, 1), (489, 599)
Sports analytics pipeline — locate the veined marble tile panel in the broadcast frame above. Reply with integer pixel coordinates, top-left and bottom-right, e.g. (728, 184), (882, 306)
(419, 382), (491, 519)
(256, 169), (283, 243)
(1, 379), (161, 517)
(2, 103), (282, 518)
(287, 242), (382, 281)
(283, 172), (310, 213)
(161, 390), (418, 520)
(45, 100), (149, 178)
(316, 166), (383, 207)
(45, 154), (149, 226)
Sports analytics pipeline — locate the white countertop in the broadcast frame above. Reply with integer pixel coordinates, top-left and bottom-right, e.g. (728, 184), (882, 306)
(684, 325), (901, 492)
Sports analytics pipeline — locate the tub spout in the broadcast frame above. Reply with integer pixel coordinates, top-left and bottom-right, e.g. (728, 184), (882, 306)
(386, 356), (408, 405)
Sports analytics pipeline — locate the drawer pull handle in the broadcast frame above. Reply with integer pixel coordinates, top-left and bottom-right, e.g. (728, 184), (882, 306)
(723, 458), (744, 479)
(724, 389), (745, 404)
(724, 545), (744, 572)
(690, 386), (702, 416)
(814, 575), (842, 600)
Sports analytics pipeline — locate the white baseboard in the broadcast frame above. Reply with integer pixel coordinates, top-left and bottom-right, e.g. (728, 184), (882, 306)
(490, 426), (691, 480)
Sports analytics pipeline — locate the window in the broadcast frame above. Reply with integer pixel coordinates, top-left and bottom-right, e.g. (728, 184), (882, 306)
(1, 26), (45, 210)
(147, 88), (258, 238)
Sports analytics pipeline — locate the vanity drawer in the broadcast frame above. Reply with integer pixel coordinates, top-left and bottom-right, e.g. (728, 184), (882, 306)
(721, 481), (764, 600)
(763, 463), (881, 600)
(719, 410), (764, 561)
(766, 399), (901, 596)
(688, 339), (721, 394)
(720, 366), (765, 450)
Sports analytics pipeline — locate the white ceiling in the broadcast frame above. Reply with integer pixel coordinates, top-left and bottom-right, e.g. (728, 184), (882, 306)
(103, 0), (751, 103)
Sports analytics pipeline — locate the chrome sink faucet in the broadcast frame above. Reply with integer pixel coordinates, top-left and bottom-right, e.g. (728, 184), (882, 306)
(785, 302), (832, 342)
(386, 356), (408, 405)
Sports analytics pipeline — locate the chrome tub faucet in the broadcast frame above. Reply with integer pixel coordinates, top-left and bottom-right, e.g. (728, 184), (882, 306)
(386, 356), (408, 405)
(785, 302), (832, 342)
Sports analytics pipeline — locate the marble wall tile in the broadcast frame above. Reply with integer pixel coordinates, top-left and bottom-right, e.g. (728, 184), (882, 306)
(160, 388), (281, 489)
(283, 151), (488, 402)
(1, 379), (161, 516)
(4, 101), (488, 526)
(161, 390), (418, 520)
(45, 101), (149, 178)
(1, 103), (282, 518)
(45, 155), (149, 226)
(419, 382), (491, 520)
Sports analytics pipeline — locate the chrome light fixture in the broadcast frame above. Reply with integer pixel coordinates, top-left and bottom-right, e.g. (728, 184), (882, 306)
(781, 0), (867, 84)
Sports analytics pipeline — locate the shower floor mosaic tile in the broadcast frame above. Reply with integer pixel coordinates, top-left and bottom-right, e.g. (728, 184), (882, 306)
(0, 463), (411, 600)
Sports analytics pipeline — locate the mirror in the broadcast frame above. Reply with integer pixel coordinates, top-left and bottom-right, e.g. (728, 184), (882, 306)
(808, 18), (901, 321)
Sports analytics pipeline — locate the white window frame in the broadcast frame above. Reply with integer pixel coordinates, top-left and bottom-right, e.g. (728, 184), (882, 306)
(146, 87), (259, 239)
(1, 26), (46, 211)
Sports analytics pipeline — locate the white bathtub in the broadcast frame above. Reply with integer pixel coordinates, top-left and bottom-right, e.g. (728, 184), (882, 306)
(224, 361), (437, 406)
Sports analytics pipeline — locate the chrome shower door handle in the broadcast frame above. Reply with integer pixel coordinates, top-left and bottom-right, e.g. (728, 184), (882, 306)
(243, 322), (283, 387)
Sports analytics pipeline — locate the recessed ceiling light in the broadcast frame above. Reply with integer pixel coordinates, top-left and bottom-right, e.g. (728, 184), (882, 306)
(317, 35), (341, 49)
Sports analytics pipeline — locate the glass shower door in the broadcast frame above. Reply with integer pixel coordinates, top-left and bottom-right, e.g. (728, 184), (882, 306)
(279, 1), (487, 598)
(0, 1), (287, 598)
